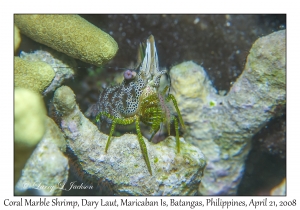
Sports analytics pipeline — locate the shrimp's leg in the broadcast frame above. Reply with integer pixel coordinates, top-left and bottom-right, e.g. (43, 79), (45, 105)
(135, 116), (152, 175)
(166, 94), (185, 131)
(96, 112), (135, 152)
(174, 117), (180, 153)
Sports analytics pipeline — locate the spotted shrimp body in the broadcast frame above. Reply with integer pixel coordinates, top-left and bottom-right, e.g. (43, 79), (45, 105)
(92, 35), (185, 175)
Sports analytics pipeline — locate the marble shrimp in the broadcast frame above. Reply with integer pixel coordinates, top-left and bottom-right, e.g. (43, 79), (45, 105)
(92, 35), (185, 175)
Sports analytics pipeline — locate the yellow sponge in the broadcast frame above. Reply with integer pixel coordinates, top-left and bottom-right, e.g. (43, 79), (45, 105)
(14, 87), (47, 147)
(14, 87), (47, 184)
(14, 25), (21, 52)
(14, 57), (55, 94)
(14, 15), (118, 66)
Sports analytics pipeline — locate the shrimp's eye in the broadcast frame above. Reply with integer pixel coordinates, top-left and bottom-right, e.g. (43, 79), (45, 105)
(124, 70), (137, 80)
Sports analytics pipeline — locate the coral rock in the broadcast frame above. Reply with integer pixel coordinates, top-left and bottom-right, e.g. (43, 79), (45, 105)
(14, 57), (55, 94)
(169, 30), (286, 195)
(15, 14), (118, 66)
(53, 86), (76, 116)
(20, 49), (77, 95)
(15, 117), (68, 195)
(53, 86), (206, 195)
(170, 62), (214, 100)
(270, 178), (286, 195)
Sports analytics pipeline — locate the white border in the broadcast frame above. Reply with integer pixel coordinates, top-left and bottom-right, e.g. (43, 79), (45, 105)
(1, 1), (299, 209)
